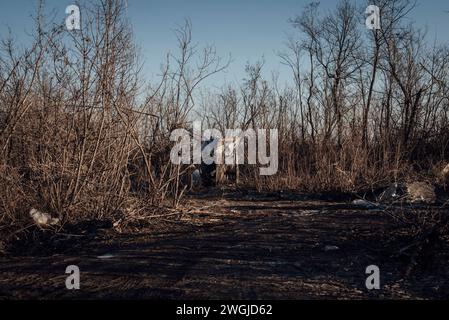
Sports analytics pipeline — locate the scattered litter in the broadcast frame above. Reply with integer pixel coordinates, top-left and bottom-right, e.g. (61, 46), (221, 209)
(377, 184), (399, 202)
(324, 245), (340, 252)
(29, 209), (60, 227)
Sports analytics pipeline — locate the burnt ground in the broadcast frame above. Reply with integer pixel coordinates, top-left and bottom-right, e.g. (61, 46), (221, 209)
(1, 189), (448, 300)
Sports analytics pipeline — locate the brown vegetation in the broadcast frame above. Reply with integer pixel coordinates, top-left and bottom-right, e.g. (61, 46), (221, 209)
(0, 0), (448, 230)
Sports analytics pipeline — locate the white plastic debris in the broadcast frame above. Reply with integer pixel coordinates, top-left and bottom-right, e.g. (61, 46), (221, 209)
(378, 183), (398, 202)
(29, 209), (60, 227)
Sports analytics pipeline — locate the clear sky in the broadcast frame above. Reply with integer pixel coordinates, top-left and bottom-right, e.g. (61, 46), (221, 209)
(1, 0), (449, 88)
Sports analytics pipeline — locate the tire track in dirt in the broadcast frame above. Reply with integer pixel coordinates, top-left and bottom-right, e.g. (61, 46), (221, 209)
(1, 196), (448, 299)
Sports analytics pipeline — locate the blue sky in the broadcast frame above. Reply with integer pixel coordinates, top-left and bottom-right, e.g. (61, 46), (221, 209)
(1, 0), (449, 88)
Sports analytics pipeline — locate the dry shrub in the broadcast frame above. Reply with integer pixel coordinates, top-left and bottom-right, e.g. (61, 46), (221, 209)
(0, 1), (228, 234)
(0, 164), (28, 225)
(1, 0), (449, 240)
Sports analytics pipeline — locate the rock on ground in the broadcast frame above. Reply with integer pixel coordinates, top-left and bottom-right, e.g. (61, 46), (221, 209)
(406, 182), (436, 204)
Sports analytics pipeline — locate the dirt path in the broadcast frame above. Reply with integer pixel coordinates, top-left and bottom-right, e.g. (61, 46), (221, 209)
(1, 193), (448, 300)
